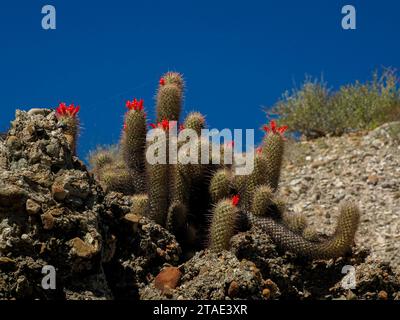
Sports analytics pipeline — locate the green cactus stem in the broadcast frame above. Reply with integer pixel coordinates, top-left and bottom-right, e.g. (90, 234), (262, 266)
(282, 212), (308, 234)
(122, 98), (147, 193)
(55, 103), (80, 155)
(183, 112), (206, 136)
(131, 194), (149, 216)
(251, 185), (274, 216)
(238, 153), (268, 211)
(100, 162), (134, 194)
(156, 72), (184, 122)
(147, 151), (169, 226)
(260, 120), (287, 192)
(209, 168), (232, 203)
(247, 201), (360, 259)
(89, 146), (117, 173)
(209, 195), (240, 252)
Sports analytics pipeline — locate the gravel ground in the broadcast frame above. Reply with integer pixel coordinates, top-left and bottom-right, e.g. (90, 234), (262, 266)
(280, 122), (400, 273)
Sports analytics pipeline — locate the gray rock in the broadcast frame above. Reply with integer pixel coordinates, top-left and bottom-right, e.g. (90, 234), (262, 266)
(0, 110), (181, 300)
(27, 108), (51, 116)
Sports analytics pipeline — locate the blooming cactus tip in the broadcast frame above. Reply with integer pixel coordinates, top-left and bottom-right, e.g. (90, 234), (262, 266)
(149, 119), (175, 131)
(232, 194), (240, 207)
(263, 120), (288, 137)
(126, 98), (144, 111)
(55, 102), (80, 118)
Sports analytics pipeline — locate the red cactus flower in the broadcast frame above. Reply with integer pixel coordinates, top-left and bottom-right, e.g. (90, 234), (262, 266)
(149, 119), (175, 131)
(55, 102), (80, 118)
(179, 124), (185, 131)
(161, 119), (170, 130)
(232, 194), (240, 207)
(263, 120), (288, 137)
(126, 98), (144, 111)
(256, 146), (263, 154)
(159, 78), (166, 86)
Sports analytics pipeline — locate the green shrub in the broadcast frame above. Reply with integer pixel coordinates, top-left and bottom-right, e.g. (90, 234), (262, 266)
(387, 122), (400, 145)
(270, 68), (400, 138)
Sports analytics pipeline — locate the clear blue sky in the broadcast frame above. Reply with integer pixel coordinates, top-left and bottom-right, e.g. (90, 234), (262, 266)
(1, 0), (399, 158)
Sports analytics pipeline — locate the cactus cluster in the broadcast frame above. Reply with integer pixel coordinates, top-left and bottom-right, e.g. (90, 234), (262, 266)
(89, 72), (218, 252)
(208, 120), (360, 258)
(85, 71), (360, 260)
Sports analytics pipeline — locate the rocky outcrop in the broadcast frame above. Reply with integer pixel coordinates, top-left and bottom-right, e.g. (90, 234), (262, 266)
(0, 109), (180, 300)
